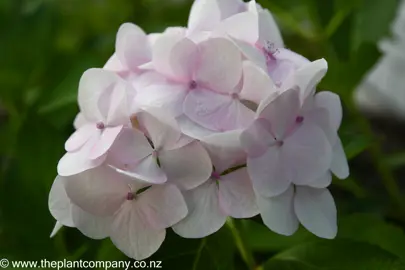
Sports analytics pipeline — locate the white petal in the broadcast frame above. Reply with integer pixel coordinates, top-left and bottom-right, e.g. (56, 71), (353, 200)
(65, 124), (96, 152)
(73, 112), (88, 130)
(314, 91), (343, 131)
(88, 126), (123, 160)
(110, 202), (166, 260)
(108, 128), (153, 167)
(188, 0), (244, 33)
(104, 53), (128, 75)
(64, 166), (129, 216)
(137, 184), (188, 229)
(159, 142), (211, 190)
(126, 155), (167, 184)
(285, 59), (328, 101)
(176, 114), (218, 140)
(331, 138), (349, 179)
(256, 185), (299, 236)
(152, 34), (197, 81)
(136, 110), (181, 150)
(240, 61), (277, 104)
(294, 186), (337, 239)
(49, 176), (74, 227)
(78, 68), (120, 122)
(229, 38), (267, 71)
(172, 181), (227, 238)
(136, 83), (188, 117)
(306, 172), (332, 188)
(219, 11), (259, 44)
(57, 137), (106, 177)
(50, 222), (64, 238)
(258, 88), (300, 139)
(116, 23), (151, 70)
(195, 38), (243, 93)
(219, 168), (259, 218)
(240, 118), (275, 158)
(202, 130), (246, 173)
(283, 121), (332, 185)
(247, 147), (291, 197)
(184, 89), (254, 131)
(257, 8), (284, 48)
(71, 204), (112, 240)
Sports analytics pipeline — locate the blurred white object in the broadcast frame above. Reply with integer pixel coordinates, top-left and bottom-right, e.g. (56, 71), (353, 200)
(355, 1), (405, 118)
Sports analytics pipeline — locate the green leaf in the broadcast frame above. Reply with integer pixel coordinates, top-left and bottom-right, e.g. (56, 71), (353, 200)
(338, 214), (405, 260)
(96, 240), (127, 261)
(385, 152), (405, 169)
(344, 134), (373, 160)
(149, 227), (236, 270)
(351, 0), (399, 51)
(241, 220), (316, 252)
(264, 240), (405, 270)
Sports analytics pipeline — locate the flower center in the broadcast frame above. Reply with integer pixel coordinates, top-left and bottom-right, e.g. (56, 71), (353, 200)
(276, 140), (284, 147)
(211, 171), (221, 180)
(126, 192), (135, 201)
(96, 122), (105, 130)
(152, 150), (159, 158)
(189, 80), (197, 90)
(296, 116), (304, 123)
(231, 93), (239, 100)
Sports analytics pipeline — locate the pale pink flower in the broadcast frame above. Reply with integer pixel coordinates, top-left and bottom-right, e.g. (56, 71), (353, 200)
(57, 69), (135, 176)
(51, 166), (188, 260)
(107, 110), (212, 188)
(173, 131), (258, 238)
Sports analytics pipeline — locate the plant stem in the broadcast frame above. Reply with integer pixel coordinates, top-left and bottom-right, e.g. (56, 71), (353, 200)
(226, 218), (256, 270)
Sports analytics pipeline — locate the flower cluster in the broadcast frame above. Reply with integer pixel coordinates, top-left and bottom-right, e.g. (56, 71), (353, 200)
(49, 0), (349, 260)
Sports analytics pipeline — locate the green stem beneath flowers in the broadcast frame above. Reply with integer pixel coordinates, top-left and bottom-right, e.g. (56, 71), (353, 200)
(226, 218), (256, 270)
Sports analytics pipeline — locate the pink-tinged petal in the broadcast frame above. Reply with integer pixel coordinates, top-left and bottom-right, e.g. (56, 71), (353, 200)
(177, 114), (218, 140)
(78, 69), (120, 122)
(152, 34), (197, 81)
(229, 38), (267, 71)
(304, 107), (337, 146)
(218, 12), (259, 44)
(331, 138), (349, 179)
(137, 184), (187, 230)
(48, 176), (74, 227)
(50, 222), (64, 238)
(202, 130), (246, 173)
(108, 128), (153, 167)
(294, 186), (337, 239)
(104, 53), (128, 76)
(268, 48), (309, 87)
(256, 185), (299, 236)
(285, 59), (328, 101)
(258, 88), (300, 139)
(248, 2), (284, 48)
(314, 91), (343, 131)
(283, 121), (332, 185)
(184, 89), (253, 131)
(73, 112), (88, 130)
(132, 71), (166, 90)
(64, 166), (129, 216)
(188, 0), (244, 33)
(195, 38), (243, 93)
(57, 138), (106, 177)
(71, 204), (112, 240)
(247, 147), (291, 197)
(136, 82), (188, 117)
(159, 141), (212, 191)
(110, 202), (166, 260)
(240, 61), (277, 104)
(219, 168), (259, 218)
(126, 155), (167, 184)
(116, 23), (151, 71)
(240, 118), (275, 158)
(136, 110), (181, 150)
(106, 80), (133, 126)
(88, 125), (123, 160)
(65, 124), (97, 153)
(172, 181), (227, 238)
(306, 172), (332, 188)
(168, 134), (195, 150)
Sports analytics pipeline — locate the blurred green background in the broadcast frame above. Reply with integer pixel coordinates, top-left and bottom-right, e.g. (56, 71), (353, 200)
(2, 0), (405, 269)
